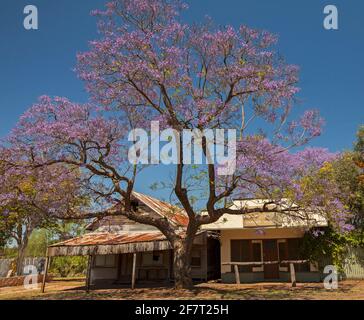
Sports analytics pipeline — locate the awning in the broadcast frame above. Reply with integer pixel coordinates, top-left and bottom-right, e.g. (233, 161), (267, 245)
(47, 232), (172, 257)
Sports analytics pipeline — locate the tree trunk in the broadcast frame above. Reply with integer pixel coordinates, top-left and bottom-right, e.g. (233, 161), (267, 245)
(15, 227), (32, 276)
(16, 242), (27, 276)
(173, 239), (193, 289)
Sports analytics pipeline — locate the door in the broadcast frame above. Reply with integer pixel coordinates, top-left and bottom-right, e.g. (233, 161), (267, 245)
(117, 254), (134, 283)
(263, 240), (279, 279)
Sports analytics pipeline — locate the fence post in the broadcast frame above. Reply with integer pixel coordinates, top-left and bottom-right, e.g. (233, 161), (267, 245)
(234, 264), (241, 285)
(290, 263), (297, 288)
(41, 256), (50, 293)
(131, 253), (137, 289)
(86, 255), (93, 293)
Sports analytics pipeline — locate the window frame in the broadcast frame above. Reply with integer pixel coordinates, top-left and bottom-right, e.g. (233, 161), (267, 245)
(190, 248), (202, 268)
(94, 255), (116, 268)
(251, 240), (264, 272)
(141, 252), (164, 266)
(230, 240), (252, 273)
(277, 240), (289, 272)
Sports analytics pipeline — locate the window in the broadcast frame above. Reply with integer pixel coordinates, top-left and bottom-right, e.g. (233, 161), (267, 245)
(252, 240), (263, 272)
(278, 240), (288, 272)
(191, 249), (202, 267)
(94, 255), (116, 268)
(142, 252), (164, 266)
(231, 240), (252, 272)
(287, 238), (310, 272)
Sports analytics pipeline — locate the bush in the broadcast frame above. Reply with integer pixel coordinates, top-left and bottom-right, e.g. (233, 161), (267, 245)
(49, 256), (88, 278)
(302, 227), (364, 271)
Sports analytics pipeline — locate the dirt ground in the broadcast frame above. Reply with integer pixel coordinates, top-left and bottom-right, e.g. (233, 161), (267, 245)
(0, 279), (363, 300)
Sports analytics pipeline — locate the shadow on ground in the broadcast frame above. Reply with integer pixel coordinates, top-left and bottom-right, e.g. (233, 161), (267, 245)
(29, 280), (362, 301)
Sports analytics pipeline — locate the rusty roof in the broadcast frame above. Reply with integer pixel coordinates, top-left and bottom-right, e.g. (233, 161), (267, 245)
(86, 192), (189, 231)
(50, 232), (167, 247)
(132, 192), (189, 227)
(47, 230), (211, 257)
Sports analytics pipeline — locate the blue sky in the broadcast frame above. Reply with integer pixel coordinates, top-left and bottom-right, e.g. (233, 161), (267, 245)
(0, 0), (363, 198)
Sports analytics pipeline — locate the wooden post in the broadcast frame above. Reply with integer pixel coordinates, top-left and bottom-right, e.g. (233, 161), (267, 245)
(86, 255), (93, 293)
(290, 263), (297, 288)
(41, 256), (50, 293)
(116, 254), (122, 282)
(131, 253), (137, 289)
(234, 264), (240, 285)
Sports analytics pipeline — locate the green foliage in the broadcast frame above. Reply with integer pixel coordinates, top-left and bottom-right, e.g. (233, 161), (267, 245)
(301, 126), (364, 268)
(25, 229), (50, 257)
(354, 125), (364, 155)
(26, 222), (87, 277)
(0, 171), (18, 247)
(297, 126), (364, 231)
(5, 221), (88, 277)
(331, 152), (364, 229)
(3, 221), (88, 277)
(2, 247), (18, 259)
(302, 227), (364, 271)
(24, 221), (87, 258)
(49, 256), (88, 277)
(0, 229), (9, 248)
(48, 220), (86, 241)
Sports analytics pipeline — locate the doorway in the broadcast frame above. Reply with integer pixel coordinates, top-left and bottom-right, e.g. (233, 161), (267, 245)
(263, 240), (279, 279)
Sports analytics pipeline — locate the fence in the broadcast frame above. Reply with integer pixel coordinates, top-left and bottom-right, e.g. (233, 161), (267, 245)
(1, 249), (363, 280)
(222, 260), (308, 287)
(341, 247), (364, 280)
(0, 259), (13, 278)
(0, 257), (46, 278)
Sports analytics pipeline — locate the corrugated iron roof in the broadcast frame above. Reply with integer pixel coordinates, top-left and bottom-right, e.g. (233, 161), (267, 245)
(50, 232), (167, 247)
(132, 192), (189, 227)
(86, 192), (189, 231)
(47, 230), (211, 256)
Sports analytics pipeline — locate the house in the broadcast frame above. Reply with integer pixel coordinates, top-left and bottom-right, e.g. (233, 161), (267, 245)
(44, 192), (220, 291)
(201, 199), (328, 283)
(43, 194), (331, 292)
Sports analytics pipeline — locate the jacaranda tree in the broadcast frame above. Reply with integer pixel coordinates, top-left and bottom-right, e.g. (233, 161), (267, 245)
(0, 146), (85, 275)
(4, 0), (353, 288)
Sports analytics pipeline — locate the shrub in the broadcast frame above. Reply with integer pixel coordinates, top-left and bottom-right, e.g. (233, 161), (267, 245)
(49, 256), (88, 278)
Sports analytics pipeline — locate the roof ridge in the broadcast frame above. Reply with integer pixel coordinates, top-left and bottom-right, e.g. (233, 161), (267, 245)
(131, 191), (189, 226)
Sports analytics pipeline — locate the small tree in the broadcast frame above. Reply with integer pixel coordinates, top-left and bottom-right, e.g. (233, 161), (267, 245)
(297, 127), (364, 268)
(6, 0), (352, 288)
(353, 126), (364, 227)
(0, 148), (85, 275)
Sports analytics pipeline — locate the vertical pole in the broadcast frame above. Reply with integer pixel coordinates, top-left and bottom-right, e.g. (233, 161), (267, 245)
(86, 255), (93, 293)
(116, 254), (122, 282)
(41, 256), (50, 293)
(167, 251), (171, 283)
(131, 253), (137, 289)
(290, 263), (297, 288)
(234, 264), (241, 285)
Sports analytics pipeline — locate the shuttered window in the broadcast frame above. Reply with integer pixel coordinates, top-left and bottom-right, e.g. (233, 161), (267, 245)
(278, 240), (288, 272)
(142, 252), (164, 266)
(252, 243), (262, 261)
(231, 240), (252, 272)
(94, 255), (116, 268)
(252, 240), (263, 272)
(287, 238), (310, 272)
(191, 249), (202, 267)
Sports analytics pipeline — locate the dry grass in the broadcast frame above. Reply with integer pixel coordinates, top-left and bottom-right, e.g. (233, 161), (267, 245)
(0, 279), (363, 300)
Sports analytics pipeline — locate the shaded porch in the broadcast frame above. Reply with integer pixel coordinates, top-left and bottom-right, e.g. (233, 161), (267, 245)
(222, 238), (322, 285)
(41, 231), (220, 293)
